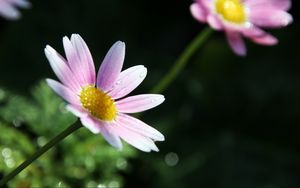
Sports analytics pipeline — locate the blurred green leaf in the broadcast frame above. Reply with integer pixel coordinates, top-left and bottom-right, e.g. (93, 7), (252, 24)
(0, 81), (137, 187)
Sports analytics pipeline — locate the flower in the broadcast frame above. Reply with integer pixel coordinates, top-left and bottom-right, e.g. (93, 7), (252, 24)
(0, 0), (30, 20)
(190, 0), (293, 56)
(44, 34), (165, 152)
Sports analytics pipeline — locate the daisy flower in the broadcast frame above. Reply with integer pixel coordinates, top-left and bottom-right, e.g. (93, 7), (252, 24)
(0, 0), (30, 20)
(44, 34), (165, 152)
(190, 0), (293, 56)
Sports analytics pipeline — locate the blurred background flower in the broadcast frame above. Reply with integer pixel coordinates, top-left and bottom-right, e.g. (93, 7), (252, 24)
(190, 0), (293, 55)
(0, 0), (300, 187)
(0, 0), (30, 20)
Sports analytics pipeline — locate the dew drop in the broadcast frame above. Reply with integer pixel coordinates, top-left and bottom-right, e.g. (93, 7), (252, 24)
(139, 73), (145, 78)
(165, 152), (179, 167)
(116, 80), (121, 85)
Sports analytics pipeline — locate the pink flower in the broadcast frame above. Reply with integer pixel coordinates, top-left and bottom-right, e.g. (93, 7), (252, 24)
(190, 0), (293, 56)
(45, 34), (165, 152)
(0, 0), (30, 20)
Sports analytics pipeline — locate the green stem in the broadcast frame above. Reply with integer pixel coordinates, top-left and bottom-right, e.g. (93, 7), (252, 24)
(0, 122), (82, 187)
(151, 27), (213, 93)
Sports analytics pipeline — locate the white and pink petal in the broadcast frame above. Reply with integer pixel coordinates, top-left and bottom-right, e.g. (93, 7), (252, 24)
(44, 45), (81, 92)
(0, 0), (21, 20)
(97, 41), (125, 92)
(226, 31), (246, 56)
(70, 34), (96, 85)
(63, 36), (87, 85)
(251, 33), (278, 46)
(108, 65), (147, 99)
(46, 79), (80, 105)
(245, 0), (291, 11)
(99, 122), (123, 150)
(190, 2), (208, 23)
(117, 113), (165, 141)
(7, 0), (31, 8)
(112, 124), (159, 152)
(207, 15), (223, 30)
(116, 94), (165, 113)
(80, 116), (102, 134)
(66, 104), (87, 118)
(249, 7), (293, 28)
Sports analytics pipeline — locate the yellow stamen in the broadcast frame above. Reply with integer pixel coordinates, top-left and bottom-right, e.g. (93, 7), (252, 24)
(80, 85), (117, 121)
(215, 0), (246, 24)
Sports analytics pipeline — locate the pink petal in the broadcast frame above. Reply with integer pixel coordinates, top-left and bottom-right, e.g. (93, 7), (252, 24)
(116, 94), (165, 113)
(0, 1), (20, 20)
(226, 31), (246, 56)
(70, 108), (126, 144)
(198, 0), (212, 10)
(63, 36), (86, 85)
(97, 41), (125, 92)
(249, 8), (293, 28)
(242, 26), (265, 38)
(108, 65), (147, 99)
(99, 122), (123, 149)
(245, 0), (291, 11)
(80, 116), (102, 134)
(117, 113), (164, 141)
(44, 45), (81, 92)
(207, 15), (223, 30)
(190, 3), (207, 23)
(242, 27), (278, 46)
(7, 0), (31, 8)
(251, 34), (278, 46)
(111, 123), (159, 152)
(70, 34), (96, 85)
(46, 79), (80, 105)
(66, 104), (87, 118)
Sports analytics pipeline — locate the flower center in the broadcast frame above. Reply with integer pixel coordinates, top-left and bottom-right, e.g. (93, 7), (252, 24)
(215, 0), (246, 24)
(80, 85), (117, 121)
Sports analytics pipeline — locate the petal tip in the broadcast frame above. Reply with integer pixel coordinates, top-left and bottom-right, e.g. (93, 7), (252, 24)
(115, 143), (123, 151)
(285, 13), (293, 26)
(157, 95), (166, 104)
(114, 41), (126, 50)
(44, 45), (55, 54)
(62, 36), (70, 42)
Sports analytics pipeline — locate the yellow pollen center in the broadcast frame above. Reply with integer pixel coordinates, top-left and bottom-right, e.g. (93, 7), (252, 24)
(215, 0), (246, 24)
(80, 85), (117, 121)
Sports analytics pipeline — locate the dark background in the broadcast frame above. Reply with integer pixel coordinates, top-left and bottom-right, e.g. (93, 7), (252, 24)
(0, 0), (299, 187)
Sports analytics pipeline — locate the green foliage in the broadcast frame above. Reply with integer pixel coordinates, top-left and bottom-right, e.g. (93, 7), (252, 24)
(0, 81), (136, 187)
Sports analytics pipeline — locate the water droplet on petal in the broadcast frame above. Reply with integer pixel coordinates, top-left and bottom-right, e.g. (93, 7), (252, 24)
(116, 80), (121, 85)
(139, 73), (145, 78)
